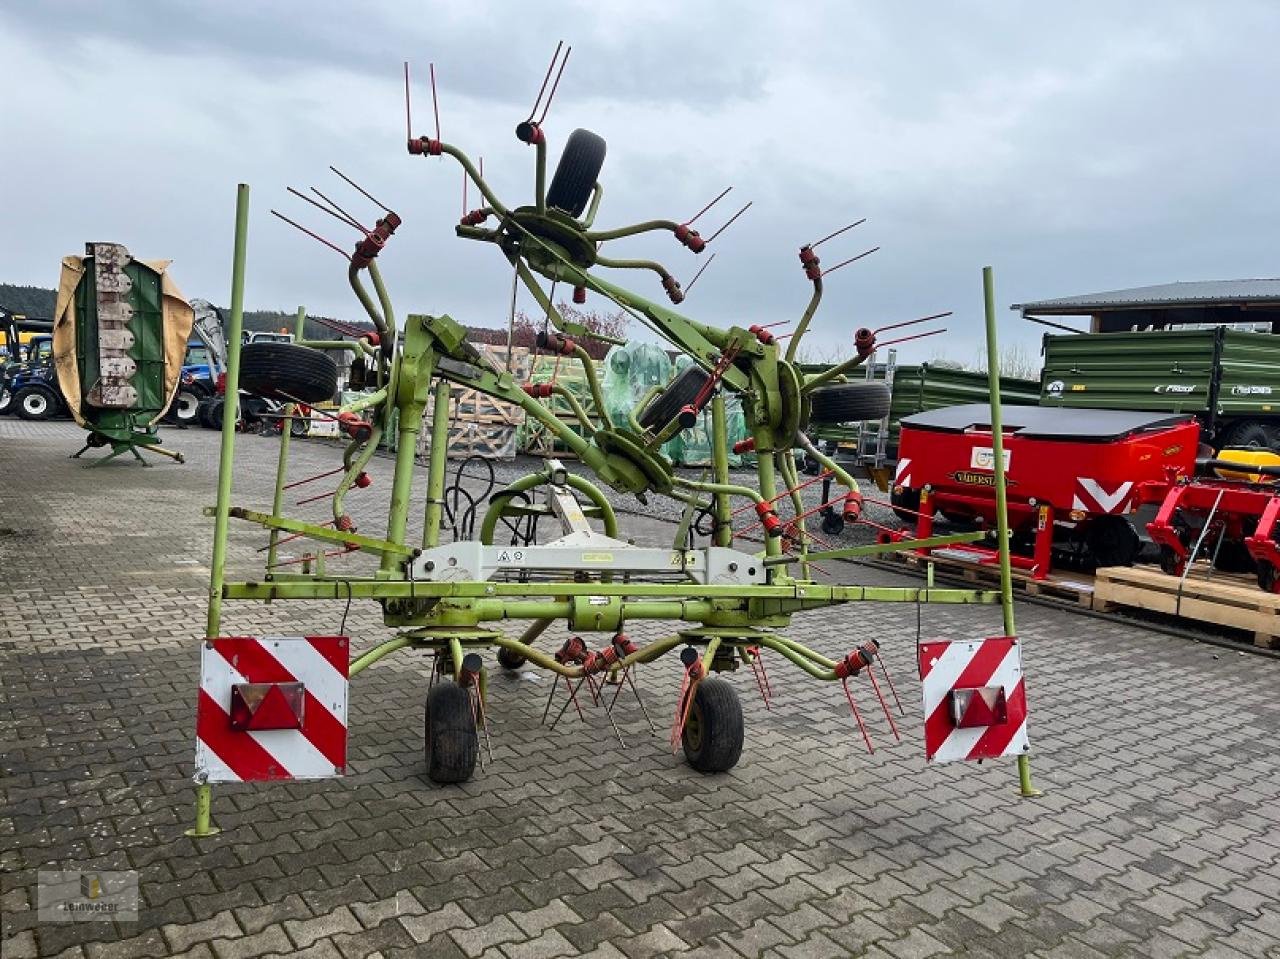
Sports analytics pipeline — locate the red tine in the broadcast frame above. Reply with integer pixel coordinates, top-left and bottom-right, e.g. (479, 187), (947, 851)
(874, 649), (906, 716)
(286, 187), (363, 232)
(865, 665), (900, 741)
(329, 166), (393, 214)
(429, 62), (442, 145)
(529, 40), (564, 119)
(270, 211), (352, 261)
(876, 328), (947, 349)
(282, 466), (345, 491)
(403, 61), (412, 142)
(706, 201), (753, 243)
(683, 253), (717, 295)
(683, 186), (732, 227)
(820, 246), (879, 277)
(810, 218), (866, 249)
(538, 45), (572, 124)
(842, 679), (875, 753)
(310, 186), (371, 232)
(874, 311), (952, 335)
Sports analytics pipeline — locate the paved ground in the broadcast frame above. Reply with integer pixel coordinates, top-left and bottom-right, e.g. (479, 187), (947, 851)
(2, 419), (1279, 959)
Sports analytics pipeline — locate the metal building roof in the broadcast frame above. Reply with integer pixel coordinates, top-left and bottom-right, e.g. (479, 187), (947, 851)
(1013, 279), (1280, 315)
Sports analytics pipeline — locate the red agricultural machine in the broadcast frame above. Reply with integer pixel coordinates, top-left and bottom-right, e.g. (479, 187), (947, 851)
(888, 405), (1199, 579)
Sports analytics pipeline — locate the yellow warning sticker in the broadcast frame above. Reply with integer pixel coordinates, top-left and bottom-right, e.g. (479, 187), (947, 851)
(581, 552), (614, 563)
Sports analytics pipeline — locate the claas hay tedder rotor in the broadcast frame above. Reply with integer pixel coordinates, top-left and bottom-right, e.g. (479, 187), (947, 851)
(191, 47), (1038, 835)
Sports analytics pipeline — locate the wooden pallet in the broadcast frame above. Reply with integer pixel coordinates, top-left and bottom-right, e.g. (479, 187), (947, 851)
(887, 548), (1097, 607)
(418, 344), (527, 460)
(1094, 565), (1280, 649)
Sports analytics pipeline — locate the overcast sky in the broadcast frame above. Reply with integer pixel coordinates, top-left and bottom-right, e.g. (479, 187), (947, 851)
(3, 1), (1277, 365)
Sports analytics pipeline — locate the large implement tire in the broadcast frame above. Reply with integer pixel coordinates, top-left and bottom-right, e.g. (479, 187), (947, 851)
(1087, 515), (1140, 568)
(0, 388), (12, 415)
(205, 397), (226, 430)
(424, 682), (478, 784)
(166, 387), (204, 426)
(14, 387), (57, 421)
(240, 343), (338, 405)
(638, 366), (711, 431)
(546, 128), (607, 218)
(1211, 538), (1256, 574)
(808, 381), (891, 425)
(1222, 419), (1278, 451)
(682, 678), (744, 773)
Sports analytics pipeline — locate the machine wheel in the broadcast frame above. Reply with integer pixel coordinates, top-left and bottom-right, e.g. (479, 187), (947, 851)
(682, 678), (744, 773)
(808, 381), (891, 425)
(167, 387), (204, 426)
(424, 682), (478, 784)
(638, 366), (711, 431)
(289, 411), (309, 438)
(205, 397), (227, 430)
(1159, 545), (1184, 576)
(0, 388), (12, 415)
(890, 487), (922, 525)
(1211, 538), (1256, 574)
(1086, 515), (1140, 567)
(1257, 561), (1279, 593)
(820, 511), (845, 536)
(940, 509), (980, 531)
(546, 128), (607, 218)
(14, 387), (57, 420)
(496, 646), (526, 670)
(1222, 420), (1278, 451)
(240, 342), (338, 405)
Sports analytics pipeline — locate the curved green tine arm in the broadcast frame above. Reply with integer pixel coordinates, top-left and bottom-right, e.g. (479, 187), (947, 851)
(570, 344), (613, 430)
(584, 219), (680, 242)
(785, 278), (824, 364)
(551, 383), (598, 436)
(439, 143), (511, 217)
(581, 182), (604, 229)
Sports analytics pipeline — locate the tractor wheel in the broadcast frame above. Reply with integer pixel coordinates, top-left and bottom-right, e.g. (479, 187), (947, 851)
(820, 511), (845, 536)
(1159, 546), (1183, 575)
(890, 487), (922, 525)
(681, 678), (744, 773)
(546, 128), (607, 218)
(14, 387), (57, 420)
(638, 366), (711, 431)
(239, 342), (338, 405)
(206, 397), (226, 430)
(808, 381), (891, 425)
(424, 682), (478, 784)
(1211, 538), (1257, 574)
(496, 646), (526, 670)
(1257, 561), (1279, 593)
(166, 387), (204, 426)
(1222, 419), (1278, 452)
(1087, 515), (1140, 567)
(0, 388), (12, 415)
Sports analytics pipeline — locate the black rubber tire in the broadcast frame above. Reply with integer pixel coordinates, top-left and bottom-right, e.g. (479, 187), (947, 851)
(808, 381), (892, 425)
(1086, 515), (1140, 567)
(1211, 538), (1257, 574)
(0, 388), (12, 415)
(239, 342), (338, 405)
(206, 397), (226, 430)
(14, 387), (57, 420)
(682, 678), (744, 773)
(424, 682), (478, 784)
(940, 509), (981, 531)
(289, 412), (309, 438)
(1222, 420), (1278, 451)
(546, 128), (607, 218)
(890, 487), (922, 525)
(166, 387), (204, 426)
(1159, 545), (1184, 576)
(496, 646), (526, 670)
(820, 512), (845, 536)
(638, 366), (711, 431)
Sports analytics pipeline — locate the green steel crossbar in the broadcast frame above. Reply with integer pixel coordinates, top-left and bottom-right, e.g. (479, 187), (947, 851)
(764, 531), (988, 566)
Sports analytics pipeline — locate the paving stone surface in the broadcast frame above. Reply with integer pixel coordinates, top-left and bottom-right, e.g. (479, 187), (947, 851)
(2, 419), (1280, 958)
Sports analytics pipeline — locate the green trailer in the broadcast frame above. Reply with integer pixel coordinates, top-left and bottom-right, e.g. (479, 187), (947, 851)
(1040, 328), (1280, 450)
(807, 356), (1039, 487)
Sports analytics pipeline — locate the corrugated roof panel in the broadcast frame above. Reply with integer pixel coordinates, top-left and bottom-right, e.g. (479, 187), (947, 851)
(1013, 279), (1280, 314)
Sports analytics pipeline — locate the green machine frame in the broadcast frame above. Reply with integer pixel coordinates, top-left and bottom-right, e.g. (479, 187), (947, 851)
(194, 89), (1037, 834)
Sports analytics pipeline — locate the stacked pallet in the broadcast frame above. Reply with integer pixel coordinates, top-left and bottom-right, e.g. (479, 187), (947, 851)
(418, 345), (529, 461)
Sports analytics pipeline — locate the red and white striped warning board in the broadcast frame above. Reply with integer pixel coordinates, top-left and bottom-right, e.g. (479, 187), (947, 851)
(195, 636), (348, 782)
(918, 637), (1029, 764)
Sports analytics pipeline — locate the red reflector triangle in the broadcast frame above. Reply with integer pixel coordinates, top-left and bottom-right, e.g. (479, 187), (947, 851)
(246, 683), (304, 730)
